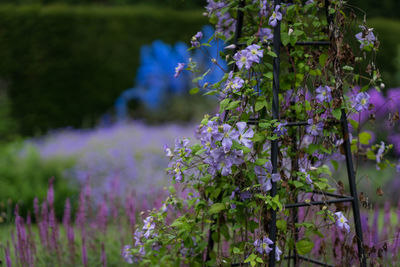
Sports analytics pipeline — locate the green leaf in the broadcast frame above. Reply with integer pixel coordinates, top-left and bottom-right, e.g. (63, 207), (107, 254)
(267, 51), (278, 58)
(366, 149), (376, 160)
(349, 119), (359, 130)
(281, 32), (290, 46)
(277, 219), (287, 231)
(296, 239), (314, 255)
(319, 53), (328, 67)
(359, 132), (372, 145)
(332, 108), (342, 120)
(209, 203), (225, 214)
(233, 247), (243, 254)
(293, 181), (303, 188)
(331, 160), (339, 171)
(255, 97), (268, 111)
(255, 158), (268, 166)
(220, 98), (230, 111)
(227, 100), (241, 110)
(342, 65), (354, 71)
(189, 87), (199, 95)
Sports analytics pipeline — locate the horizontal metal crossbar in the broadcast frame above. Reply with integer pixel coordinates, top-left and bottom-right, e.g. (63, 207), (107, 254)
(236, 41), (330, 48)
(248, 120), (310, 127)
(297, 255), (335, 267)
(311, 190), (351, 199)
(284, 197), (354, 208)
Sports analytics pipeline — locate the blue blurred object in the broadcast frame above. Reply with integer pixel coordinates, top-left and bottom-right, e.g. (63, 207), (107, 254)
(115, 26), (226, 120)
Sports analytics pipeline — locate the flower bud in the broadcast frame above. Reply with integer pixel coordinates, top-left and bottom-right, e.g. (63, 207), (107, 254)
(224, 44), (236, 50)
(380, 83), (385, 89)
(288, 28), (294, 36)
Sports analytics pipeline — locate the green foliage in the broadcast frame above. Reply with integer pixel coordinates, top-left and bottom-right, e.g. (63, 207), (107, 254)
(0, 5), (206, 135)
(0, 141), (77, 220)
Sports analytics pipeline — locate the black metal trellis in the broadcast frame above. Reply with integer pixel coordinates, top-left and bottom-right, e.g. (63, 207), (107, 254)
(226, 0), (367, 266)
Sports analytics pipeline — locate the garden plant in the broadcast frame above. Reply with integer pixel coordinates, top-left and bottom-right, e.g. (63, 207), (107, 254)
(122, 0), (399, 266)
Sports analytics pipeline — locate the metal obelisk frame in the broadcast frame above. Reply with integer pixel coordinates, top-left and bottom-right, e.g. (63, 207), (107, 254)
(228, 0), (367, 266)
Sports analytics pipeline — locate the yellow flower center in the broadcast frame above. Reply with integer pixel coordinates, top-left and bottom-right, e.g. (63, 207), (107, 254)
(207, 127), (213, 133)
(340, 217), (345, 223)
(240, 56), (247, 63)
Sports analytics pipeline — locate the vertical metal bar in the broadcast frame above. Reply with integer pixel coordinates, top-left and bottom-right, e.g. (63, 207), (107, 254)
(268, 0), (281, 266)
(289, 100), (299, 267)
(340, 110), (367, 267)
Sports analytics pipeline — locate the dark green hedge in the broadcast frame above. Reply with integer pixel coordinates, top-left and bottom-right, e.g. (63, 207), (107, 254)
(369, 18), (400, 88)
(0, 5), (206, 135)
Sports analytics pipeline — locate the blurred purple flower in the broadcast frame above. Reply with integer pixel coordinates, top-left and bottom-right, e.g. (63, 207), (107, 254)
(258, 27), (273, 43)
(191, 31), (203, 47)
(355, 25), (376, 49)
(174, 63), (185, 78)
(315, 85), (332, 103)
(306, 119), (323, 137)
(122, 245), (134, 264)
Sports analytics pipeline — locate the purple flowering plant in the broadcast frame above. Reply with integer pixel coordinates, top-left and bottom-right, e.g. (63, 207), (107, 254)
(123, 0), (398, 266)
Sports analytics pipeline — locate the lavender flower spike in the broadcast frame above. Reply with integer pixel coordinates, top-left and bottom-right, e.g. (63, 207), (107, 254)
(269, 5), (282, 27)
(335, 211), (350, 233)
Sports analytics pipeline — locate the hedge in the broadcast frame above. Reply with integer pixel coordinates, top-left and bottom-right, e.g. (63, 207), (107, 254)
(368, 18), (400, 87)
(0, 5), (206, 135)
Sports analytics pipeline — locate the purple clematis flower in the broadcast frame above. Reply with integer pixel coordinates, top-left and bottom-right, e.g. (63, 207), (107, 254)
(306, 119), (323, 137)
(258, 27), (274, 43)
(300, 167), (313, 185)
(233, 49), (253, 70)
(246, 44), (264, 64)
(254, 236), (273, 254)
(122, 245), (134, 264)
(220, 124), (236, 153)
(143, 216), (155, 238)
(335, 211), (350, 233)
(174, 63), (185, 78)
(274, 122), (287, 137)
(234, 122), (254, 148)
(269, 5), (282, 27)
(353, 92), (370, 112)
(191, 31), (203, 47)
(164, 144), (173, 158)
(255, 161), (280, 192)
(275, 245), (282, 261)
(355, 25), (376, 50)
(223, 72), (245, 96)
(315, 85), (332, 103)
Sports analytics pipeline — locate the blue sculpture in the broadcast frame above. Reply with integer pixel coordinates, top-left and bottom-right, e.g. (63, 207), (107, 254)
(115, 26), (226, 120)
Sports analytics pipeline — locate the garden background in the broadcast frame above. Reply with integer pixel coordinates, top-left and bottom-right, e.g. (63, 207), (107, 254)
(0, 0), (399, 266)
